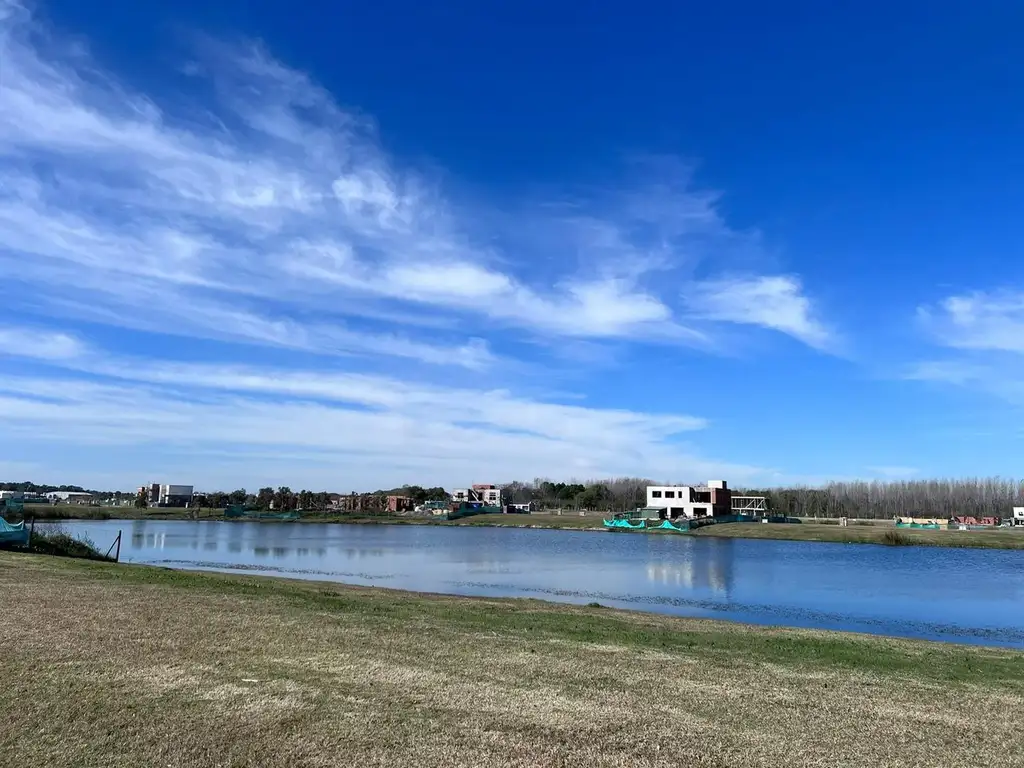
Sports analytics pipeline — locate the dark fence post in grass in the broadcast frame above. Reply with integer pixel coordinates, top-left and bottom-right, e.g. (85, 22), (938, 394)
(104, 530), (123, 562)
(28, 516), (35, 549)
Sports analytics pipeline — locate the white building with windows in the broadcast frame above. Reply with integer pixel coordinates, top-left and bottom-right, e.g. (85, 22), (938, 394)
(644, 480), (732, 519)
(1013, 507), (1024, 526)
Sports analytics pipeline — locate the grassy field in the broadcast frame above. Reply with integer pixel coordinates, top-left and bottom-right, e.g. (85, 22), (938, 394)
(694, 522), (1024, 549)
(2, 553), (1023, 767)
(18, 504), (234, 520)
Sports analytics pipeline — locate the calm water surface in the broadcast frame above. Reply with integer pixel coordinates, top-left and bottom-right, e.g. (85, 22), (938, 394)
(48, 520), (1024, 647)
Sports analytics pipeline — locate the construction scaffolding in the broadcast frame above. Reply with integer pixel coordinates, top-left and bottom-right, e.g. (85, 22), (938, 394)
(731, 496), (768, 513)
(335, 494), (389, 513)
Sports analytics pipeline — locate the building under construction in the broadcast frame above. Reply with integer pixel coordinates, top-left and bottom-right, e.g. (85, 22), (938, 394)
(642, 480), (768, 520)
(334, 493), (414, 513)
(446, 484), (504, 519)
(451, 484), (502, 507)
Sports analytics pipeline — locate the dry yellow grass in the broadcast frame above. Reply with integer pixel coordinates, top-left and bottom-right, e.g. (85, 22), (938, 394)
(695, 522), (1024, 549)
(2, 553), (1023, 767)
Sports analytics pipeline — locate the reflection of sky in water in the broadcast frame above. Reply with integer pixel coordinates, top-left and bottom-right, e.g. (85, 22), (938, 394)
(46, 519), (1024, 648)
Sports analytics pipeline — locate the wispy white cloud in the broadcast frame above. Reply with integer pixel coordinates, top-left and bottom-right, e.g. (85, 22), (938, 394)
(0, 2), (823, 489)
(903, 360), (989, 387)
(682, 275), (835, 351)
(903, 357), (1024, 408)
(0, 361), (766, 489)
(907, 290), (1024, 406)
(0, 325), (83, 359)
(0, 333), (708, 444)
(0, 1), (826, 352)
(918, 291), (1024, 353)
(0, 322), (771, 488)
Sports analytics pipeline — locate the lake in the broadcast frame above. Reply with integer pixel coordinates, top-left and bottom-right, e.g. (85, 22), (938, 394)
(44, 519), (1024, 647)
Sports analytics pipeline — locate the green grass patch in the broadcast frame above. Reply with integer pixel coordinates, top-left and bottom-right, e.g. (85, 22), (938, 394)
(29, 555), (1024, 686)
(882, 529), (910, 546)
(3, 552), (1023, 767)
(693, 522), (1024, 549)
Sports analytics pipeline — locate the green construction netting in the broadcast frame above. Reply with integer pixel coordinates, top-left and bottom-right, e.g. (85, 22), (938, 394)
(602, 519), (647, 529)
(656, 520), (688, 532)
(0, 518), (28, 546)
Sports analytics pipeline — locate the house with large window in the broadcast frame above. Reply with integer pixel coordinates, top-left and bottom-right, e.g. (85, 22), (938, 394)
(644, 480), (732, 519)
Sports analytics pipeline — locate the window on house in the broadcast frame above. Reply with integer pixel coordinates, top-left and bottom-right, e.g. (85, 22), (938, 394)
(664, 491), (676, 498)
(651, 491), (662, 498)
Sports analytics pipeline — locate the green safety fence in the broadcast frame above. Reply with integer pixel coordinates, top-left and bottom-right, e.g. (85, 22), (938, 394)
(602, 518), (647, 530)
(0, 518), (29, 547)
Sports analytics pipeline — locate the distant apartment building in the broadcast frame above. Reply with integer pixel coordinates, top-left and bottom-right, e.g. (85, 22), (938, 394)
(645, 480), (732, 520)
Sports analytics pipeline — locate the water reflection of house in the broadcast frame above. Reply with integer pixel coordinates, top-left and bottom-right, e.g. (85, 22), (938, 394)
(645, 540), (734, 596)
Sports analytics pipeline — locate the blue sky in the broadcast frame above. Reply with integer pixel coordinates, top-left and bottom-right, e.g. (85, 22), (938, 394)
(2, 0), (1024, 491)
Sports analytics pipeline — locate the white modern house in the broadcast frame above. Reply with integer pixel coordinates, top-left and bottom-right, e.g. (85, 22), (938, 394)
(644, 480), (732, 519)
(1013, 507), (1024, 526)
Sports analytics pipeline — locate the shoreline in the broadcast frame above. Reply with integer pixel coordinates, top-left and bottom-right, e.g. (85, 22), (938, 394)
(2, 552), (1022, 766)
(27, 506), (1024, 550)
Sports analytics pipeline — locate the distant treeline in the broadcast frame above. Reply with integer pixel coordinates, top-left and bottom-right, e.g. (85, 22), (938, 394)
(188, 485), (450, 511)
(10, 477), (1024, 519)
(503, 478), (1024, 519)
(0, 481), (104, 495)
(502, 479), (650, 511)
(744, 479), (1024, 520)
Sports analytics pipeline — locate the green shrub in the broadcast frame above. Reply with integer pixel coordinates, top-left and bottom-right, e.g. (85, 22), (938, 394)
(29, 526), (114, 561)
(882, 529), (910, 546)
